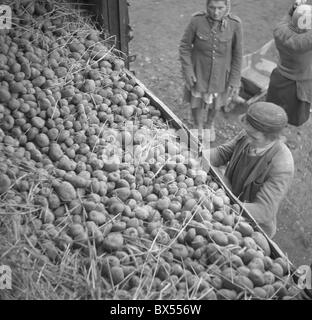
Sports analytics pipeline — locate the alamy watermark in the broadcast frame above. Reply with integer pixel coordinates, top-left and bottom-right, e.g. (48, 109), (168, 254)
(295, 265), (312, 290)
(0, 5), (12, 29)
(0, 265), (12, 290)
(96, 125), (213, 173)
(296, 5), (312, 30)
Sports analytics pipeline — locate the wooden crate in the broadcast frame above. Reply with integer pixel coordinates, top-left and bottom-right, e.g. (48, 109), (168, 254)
(78, 0), (131, 66)
(241, 39), (278, 106)
(124, 68), (297, 275)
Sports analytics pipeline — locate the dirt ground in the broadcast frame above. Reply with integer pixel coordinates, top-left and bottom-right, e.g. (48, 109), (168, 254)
(129, 0), (312, 268)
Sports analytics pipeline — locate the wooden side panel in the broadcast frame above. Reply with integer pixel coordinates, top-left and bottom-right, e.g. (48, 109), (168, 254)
(97, 0), (109, 32)
(107, 0), (119, 40)
(118, 0), (129, 56)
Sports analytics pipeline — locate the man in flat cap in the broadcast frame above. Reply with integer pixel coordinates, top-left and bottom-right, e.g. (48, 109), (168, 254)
(202, 101), (294, 238)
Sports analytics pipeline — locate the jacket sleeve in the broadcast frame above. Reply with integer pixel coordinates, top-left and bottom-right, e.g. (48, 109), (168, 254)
(179, 19), (196, 80)
(202, 131), (245, 167)
(228, 20), (243, 88)
(274, 15), (312, 53)
(243, 147), (294, 238)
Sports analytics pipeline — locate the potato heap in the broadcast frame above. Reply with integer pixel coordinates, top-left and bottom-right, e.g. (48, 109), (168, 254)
(0, 0), (300, 300)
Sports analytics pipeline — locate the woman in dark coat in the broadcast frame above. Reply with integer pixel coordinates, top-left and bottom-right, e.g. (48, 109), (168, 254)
(266, 0), (312, 126)
(179, 0), (243, 141)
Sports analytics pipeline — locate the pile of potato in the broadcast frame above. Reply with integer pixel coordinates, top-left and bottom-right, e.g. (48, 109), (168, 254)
(0, 0), (300, 300)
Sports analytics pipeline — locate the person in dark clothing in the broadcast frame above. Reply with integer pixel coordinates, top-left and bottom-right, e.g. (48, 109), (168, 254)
(202, 102), (294, 238)
(179, 0), (243, 141)
(266, 0), (312, 126)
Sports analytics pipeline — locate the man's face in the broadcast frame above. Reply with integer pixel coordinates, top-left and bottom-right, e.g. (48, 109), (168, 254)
(206, 0), (227, 21)
(244, 125), (270, 149)
(241, 117), (270, 148)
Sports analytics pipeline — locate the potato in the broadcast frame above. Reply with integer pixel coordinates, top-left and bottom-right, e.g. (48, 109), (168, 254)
(217, 289), (237, 300)
(102, 223), (113, 238)
(0, 87), (11, 103)
(270, 262), (284, 278)
(237, 266), (251, 277)
(35, 133), (50, 148)
(41, 240), (59, 262)
(191, 235), (207, 250)
(42, 208), (55, 224)
(263, 271), (276, 285)
(237, 221), (254, 237)
(109, 202), (125, 215)
(235, 275), (255, 291)
(69, 223), (85, 237)
(171, 243), (189, 259)
(89, 210), (107, 225)
(262, 284), (276, 298)
(263, 256), (274, 270)
(243, 237), (258, 250)
(209, 230), (228, 246)
(122, 265), (136, 278)
(227, 233), (240, 246)
(134, 206), (149, 220)
(64, 173), (90, 188)
(113, 187), (131, 202)
(212, 195), (224, 210)
(185, 227), (197, 244)
(103, 232), (124, 251)
(182, 198), (197, 211)
(242, 248), (262, 264)
(252, 231), (271, 256)
(272, 281), (289, 299)
(156, 197), (170, 211)
(111, 221), (127, 232)
(274, 257), (289, 275)
(230, 254), (244, 268)
(55, 181), (77, 202)
(0, 174), (11, 194)
(212, 210), (224, 222)
(253, 287), (267, 299)
(248, 257), (265, 273)
(248, 269), (265, 287)
(108, 265), (124, 285)
(3, 115), (15, 130)
(86, 221), (104, 244)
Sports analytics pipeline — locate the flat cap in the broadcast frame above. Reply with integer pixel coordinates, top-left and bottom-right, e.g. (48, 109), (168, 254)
(241, 102), (288, 133)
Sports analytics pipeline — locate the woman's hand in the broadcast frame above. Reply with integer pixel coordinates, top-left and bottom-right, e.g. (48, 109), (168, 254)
(227, 85), (240, 99)
(185, 74), (197, 89)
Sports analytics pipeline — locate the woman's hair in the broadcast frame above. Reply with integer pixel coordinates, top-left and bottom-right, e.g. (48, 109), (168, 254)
(207, 0), (227, 3)
(207, 0), (227, 2)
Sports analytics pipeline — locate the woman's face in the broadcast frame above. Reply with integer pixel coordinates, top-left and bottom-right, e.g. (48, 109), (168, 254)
(206, 0), (227, 21)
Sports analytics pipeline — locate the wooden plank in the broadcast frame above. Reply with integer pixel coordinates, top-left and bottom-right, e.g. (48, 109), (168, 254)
(118, 0), (129, 56)
(246, 90), (267, 106)
(107, 0), (120, 47)
(97, 0), (109, 32)
(124, 68), (296, 272)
